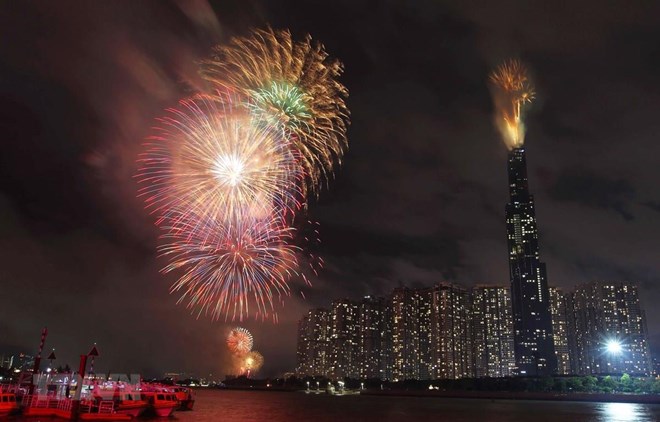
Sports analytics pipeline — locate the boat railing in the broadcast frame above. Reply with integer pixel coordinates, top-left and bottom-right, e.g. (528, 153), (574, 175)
(79, 400), (116, 414)
(57, 398), (72, 412)
(21, 395), (54, 408)
(0, 384), (21, 394)
(21, 394), (72, 410)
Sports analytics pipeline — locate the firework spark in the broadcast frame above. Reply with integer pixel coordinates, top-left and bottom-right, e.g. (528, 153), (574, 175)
(489, 59), (535, 149)
(158, 210), (300, 321)
(242, 351), (264, 376)
(227, 327), (254, 355)
(201, 27), (350, 194)
(136, 90), (303, 235)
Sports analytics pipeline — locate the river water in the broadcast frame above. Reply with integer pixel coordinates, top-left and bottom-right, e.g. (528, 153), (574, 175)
(175, 389), (660, 422)
(12, 389), (660, 421)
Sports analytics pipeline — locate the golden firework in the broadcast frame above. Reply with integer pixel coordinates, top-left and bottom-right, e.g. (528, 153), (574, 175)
(489, 59), (535, 149)
(201, 27), (350, 195)
(243, 350), (264, 375)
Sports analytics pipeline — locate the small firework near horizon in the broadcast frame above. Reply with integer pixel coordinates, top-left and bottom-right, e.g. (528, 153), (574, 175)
(242, 350), (264, 377)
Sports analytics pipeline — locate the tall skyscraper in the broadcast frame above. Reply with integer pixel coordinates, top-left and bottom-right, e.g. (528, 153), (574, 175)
(472, 286), (516, 377)
(505, 147), (557, 376)
(571, 281), (652, 376)
(549, 287), (572, 375)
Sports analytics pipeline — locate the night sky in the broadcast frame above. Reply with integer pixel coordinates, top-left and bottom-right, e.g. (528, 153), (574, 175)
(1, 1), (660, 377)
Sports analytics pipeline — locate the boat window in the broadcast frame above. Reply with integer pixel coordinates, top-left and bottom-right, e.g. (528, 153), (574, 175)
(157, 394), (164, 400)
(10, 396), (15, 402)
(2, 396), (7, 402)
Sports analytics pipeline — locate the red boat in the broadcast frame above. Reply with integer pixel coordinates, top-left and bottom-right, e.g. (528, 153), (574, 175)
(142, 391), (178, 417)
(172, 387), (195, 410)
(0, 393), (19, 417)
(78, 400), (132, 421)
(110, 392), (148, 418)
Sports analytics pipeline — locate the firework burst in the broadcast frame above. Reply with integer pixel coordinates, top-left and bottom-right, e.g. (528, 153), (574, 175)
(227, 327), (254, 355)
(138, 28), (349, 323)
(489, 59), (535, 149)
(242, 351), (264, 376)
(158, 209), (300, 321)
(136, 90), (304, 235)
(201, 27), (350, 194)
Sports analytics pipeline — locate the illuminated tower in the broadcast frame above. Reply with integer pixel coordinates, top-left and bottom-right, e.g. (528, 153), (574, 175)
(506, 147), (557, 375)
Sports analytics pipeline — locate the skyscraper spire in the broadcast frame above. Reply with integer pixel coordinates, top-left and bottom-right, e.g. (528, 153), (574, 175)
(506, 147), (557, 376)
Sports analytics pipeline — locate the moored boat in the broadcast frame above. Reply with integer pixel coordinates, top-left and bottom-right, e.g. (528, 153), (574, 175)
(113, 392), (148, 418)
(78, 399), (132, 421)
(172, 386), (195, 410)
(142, 391), (178, 417)
(21, 395), (73, 419)
(0, 392), (19, 417)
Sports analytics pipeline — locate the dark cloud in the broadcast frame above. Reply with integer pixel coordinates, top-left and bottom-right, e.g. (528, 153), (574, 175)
(1, 0), (660, 376)
(547, 172), (636, 220)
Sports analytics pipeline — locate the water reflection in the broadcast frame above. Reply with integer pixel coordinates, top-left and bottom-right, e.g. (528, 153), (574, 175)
(598, 402), (652, 422)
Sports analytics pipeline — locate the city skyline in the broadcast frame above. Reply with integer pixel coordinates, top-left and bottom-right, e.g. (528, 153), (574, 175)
(2, 1), (660, 378)
(296, 279), (653, 380)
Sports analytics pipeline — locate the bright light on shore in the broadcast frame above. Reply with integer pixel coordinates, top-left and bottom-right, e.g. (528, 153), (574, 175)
(606, 340), (623, 354)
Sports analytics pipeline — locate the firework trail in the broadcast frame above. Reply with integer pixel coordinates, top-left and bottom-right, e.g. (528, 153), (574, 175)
(227, 327), (254, 355)
(136, 90), (304, 235)
(201, 27), (350, 194)
(242, 350), (264, 377)
(489, 59), (535, 149)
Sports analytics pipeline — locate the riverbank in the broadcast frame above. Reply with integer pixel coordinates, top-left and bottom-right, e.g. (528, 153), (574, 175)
(362, 388), (660, 404)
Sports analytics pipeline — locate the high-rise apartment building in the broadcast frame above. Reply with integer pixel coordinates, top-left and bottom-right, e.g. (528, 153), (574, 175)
(296, 308), (331, 377)
(430, 283), (473, 379)
(505, 147), (557, 376)
(380, 298), (394, 381)
(571, 281), (652, 376)
(549, 287), (572, 375)
(358, 296), (384, 379)
(329, 299), (360, 379)
(472, 286), (516, 377)
(391, 287), (421, 381)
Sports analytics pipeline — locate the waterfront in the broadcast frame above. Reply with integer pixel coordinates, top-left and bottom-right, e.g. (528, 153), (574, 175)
(13, 389), (658, 422)
(150, 390), (660, 421)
